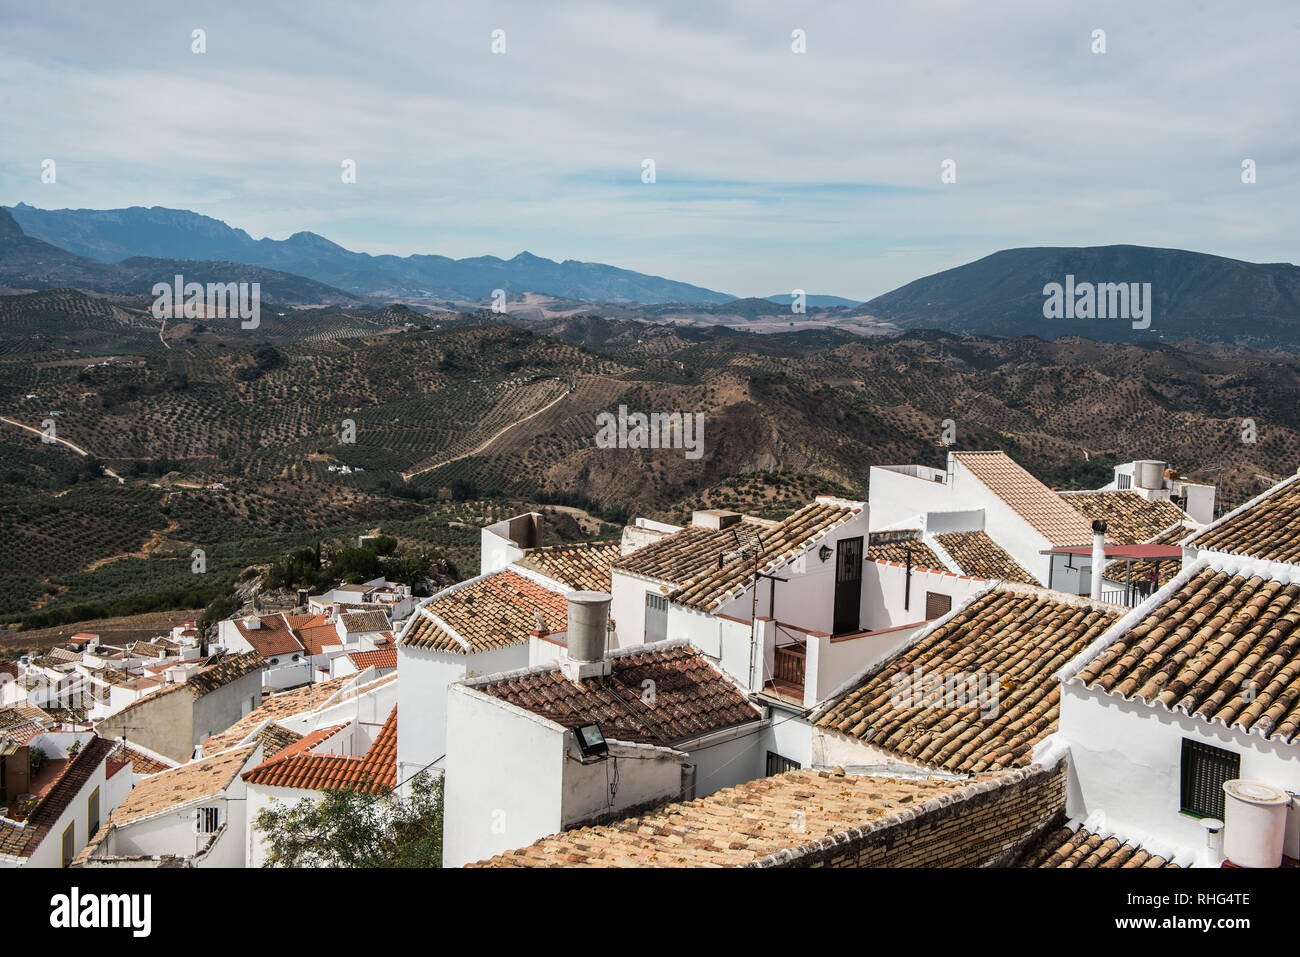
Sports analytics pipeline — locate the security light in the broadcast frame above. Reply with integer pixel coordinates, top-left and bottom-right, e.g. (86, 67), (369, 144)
(573, 723), (608, 759)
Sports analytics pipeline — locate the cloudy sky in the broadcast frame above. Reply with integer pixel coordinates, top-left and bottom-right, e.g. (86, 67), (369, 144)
(2, 1), (1297, 300)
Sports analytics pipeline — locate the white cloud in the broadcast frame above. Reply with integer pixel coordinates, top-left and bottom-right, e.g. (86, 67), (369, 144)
(1, 0), (1296, 299)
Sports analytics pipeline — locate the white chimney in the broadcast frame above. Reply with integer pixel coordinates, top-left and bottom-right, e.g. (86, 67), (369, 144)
(561, 592), (612, 683)
(1199, 817), (1225, 867)
(244, 615), (261, 630)
(1090, 520), (1107, 601)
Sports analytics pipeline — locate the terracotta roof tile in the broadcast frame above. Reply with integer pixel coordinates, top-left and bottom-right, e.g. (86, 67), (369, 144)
(475, 643), (761, 745)
(104, 745), (258, 825)
(347, 648), (397, 671)
(470, 769), (973, 867)
(1075, 565), (1300, 742)
(199, 676), (355, 754)
(515, 541), (622, 591)
(108, 742), (174, 776)
(183, 651), (263, 696)
(339, 611), (391, 633)
(816, 587), (1119, 772)
(954, 451), (1093, 547)
(0, 736), (114, 858)
(867, 530), (948, 572)
(935, 531), (1038, 584)
(242, 706), (397, 793)
(234, 615), (304, 657)
(400, 570), (568, 654)
(1020, 825), (1179, 868)
(297, 624), (341, 656)
(614, 500), (863, 612)
(1062, 491), (1189, 545)
(1186, 473), (1300, 561)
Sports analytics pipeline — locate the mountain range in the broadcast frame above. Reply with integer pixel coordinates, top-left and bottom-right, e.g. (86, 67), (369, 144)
(6, 203), (735, 305)
(5, 202), (1300, 349)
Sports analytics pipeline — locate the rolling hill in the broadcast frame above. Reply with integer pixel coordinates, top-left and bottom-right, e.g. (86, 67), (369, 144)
(862, 245), (1300, 349)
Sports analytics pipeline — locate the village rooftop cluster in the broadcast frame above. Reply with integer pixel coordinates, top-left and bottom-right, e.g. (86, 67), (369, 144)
(2, 451), (1297, 869)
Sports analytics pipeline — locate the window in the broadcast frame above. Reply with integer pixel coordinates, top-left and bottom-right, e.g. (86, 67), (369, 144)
(925, 591), (952, 620)
(766, 751), (801, 776)
(61, 822), (75, 868)
(196, 806), (221, 833)
(1180, 739), (1240, 819)
(87, 786), (100, 836)
(1116, 472), (1132, 490)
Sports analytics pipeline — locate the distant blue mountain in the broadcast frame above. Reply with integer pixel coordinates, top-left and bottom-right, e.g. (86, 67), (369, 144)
(6, 203), (737, 304)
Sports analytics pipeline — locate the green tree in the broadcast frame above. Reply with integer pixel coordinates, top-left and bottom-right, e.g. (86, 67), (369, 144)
(254, 772), (443, 868)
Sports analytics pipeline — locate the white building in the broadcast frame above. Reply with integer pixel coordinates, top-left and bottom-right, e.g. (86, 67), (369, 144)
(1055, 472), (1300, 867)
(75, 744), (264, 868)
(1, 736), (119, 868)
(443, 593), (767, 868)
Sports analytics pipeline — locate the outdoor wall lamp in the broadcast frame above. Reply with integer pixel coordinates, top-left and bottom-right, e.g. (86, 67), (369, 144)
(818, 544), (832, 562)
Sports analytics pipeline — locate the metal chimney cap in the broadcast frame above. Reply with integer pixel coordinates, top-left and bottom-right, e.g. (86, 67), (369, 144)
(1091, 519), (1108, 534)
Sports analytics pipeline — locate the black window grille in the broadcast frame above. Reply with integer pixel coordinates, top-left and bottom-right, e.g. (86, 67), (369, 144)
(766, 751), (801, 776)
(1180, 739), (1239, 819)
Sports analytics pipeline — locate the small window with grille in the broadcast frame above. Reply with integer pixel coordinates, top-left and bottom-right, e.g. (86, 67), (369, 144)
(925, 591), (952, 620)
(766, 751), (801, 776)
(196, 806), (221, 833)
(1180, 739), (1239, 819)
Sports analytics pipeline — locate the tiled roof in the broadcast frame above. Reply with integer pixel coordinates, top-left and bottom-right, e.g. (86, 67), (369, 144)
(954, 451), (1093, 547)
(199, 676), (354, 754)
(1104, 523), (1192, 587)
(347, 648), (397, 671)
(0, 736), (114, 859)
(614, 500), (863, 612)
(470, 768), (971, 867)
(242, 706), (397, 794)
(1073, 564), (1300, 743)
(256, 723), (303, 758)
(0, 661), (18, 680)
(104, 745), (258, 826)
(816, 587), (1119, 772)
(108, 742), (175, 776)
(1020, 825), (1179, 868)
(867, 531), (948, 572)
(298, 624), (341, 656)
(474, 642), (761, 746)
(0, 703), (53, 732)
(1185, 473), (1300, 561)
(935, 531), (1037, 584)
(234, 615), (304, 658)
(1061, 491), (1189, 545)
(400, 570), (568, 654)
(515, 541), (622, 591)
(184, 651), (263, 696)
(339, 610), (391, 633)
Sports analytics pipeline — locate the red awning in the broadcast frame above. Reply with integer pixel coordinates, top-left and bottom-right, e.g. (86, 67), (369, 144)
(1042, 544), (1183, 560)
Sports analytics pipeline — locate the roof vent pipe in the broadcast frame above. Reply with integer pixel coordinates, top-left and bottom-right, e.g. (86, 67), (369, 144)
(1090, 520), (1107, 601)
(566, 592), (612, 663)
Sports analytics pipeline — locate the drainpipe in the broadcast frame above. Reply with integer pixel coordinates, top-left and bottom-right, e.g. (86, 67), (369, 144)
(1090, 520), (1107, 601)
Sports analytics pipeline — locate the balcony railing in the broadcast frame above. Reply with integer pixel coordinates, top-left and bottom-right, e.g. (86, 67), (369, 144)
(766, 640), (806, 702)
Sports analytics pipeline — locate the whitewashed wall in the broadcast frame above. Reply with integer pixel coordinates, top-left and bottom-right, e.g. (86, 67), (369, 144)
(443, 684), (565, 867)
(1060, 682), (1300, 862)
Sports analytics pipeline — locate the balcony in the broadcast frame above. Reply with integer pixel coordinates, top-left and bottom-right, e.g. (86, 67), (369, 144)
(764, 638), (806, 704)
